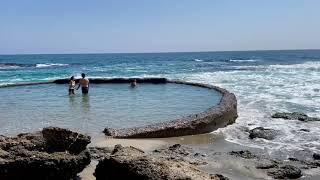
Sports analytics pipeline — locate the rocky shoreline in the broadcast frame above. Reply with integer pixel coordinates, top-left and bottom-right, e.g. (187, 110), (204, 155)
(1, 126), (320, 179)
(248, 112), (320, 141)
(94, 144), (228, 180)
(0, 127), (91, 180)
(0, 127), (231, 180)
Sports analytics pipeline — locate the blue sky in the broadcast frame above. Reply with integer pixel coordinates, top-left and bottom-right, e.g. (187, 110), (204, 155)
(0, 0), (319, 54)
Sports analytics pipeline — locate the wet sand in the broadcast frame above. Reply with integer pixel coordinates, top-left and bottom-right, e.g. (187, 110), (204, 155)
(91, 133), (218, 150)
(79, 133), (219, 179)
(79, 133), (320, 180)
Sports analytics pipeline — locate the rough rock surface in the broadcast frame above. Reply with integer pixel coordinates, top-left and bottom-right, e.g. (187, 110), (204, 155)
(88, 146), (112, 160)
(153, 144), (208, 166)
(229, 150), (256, 159)
(95, 144), (227, 180)
(267, 165), (302, 179)
(249, 127), (279, 140)
(313, 153), (320, 160)
(42, 127), (90, 154)
(256, 161), (278, 169)
(272, 112), (320, 122)
(0, 127), (91, 180)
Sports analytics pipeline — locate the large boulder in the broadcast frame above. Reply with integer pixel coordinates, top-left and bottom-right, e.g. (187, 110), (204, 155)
(249, 127), (279, 140)
(95, 144), (226, 180)
(313, 153), (320, 160)
(272, 112), (320, 122)
(0, 127), (91, 180)
(229, 150), (256, 159)
(267, 165), (302, 179)
(42, 127), (90, 154)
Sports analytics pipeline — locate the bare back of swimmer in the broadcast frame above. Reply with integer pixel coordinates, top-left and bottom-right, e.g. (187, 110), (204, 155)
(77, 73), (90, 94)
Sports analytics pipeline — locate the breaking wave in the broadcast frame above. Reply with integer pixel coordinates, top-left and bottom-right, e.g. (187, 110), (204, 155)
(0, 63), (69, 70)
(176, 61), (320, 153)
(228, 59), (260, 62)
(35, 63), (69, 68)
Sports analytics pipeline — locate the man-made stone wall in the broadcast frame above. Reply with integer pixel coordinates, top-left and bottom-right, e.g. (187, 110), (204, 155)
(99, 78), (238, 138)
(1, 78), (238, 138)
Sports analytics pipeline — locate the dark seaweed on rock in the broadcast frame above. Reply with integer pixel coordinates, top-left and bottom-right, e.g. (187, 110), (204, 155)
(272, 112), (320, 122)
(53, 77), (168, 84)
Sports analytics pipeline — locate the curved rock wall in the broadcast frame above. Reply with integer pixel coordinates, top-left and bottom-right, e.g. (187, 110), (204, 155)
(0, 77), (238, 138)
(102, 78), (238, 138)
(53, 77), (168, 84)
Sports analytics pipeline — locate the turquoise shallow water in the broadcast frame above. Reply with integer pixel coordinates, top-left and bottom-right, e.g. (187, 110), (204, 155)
(0, 83), (221, 136)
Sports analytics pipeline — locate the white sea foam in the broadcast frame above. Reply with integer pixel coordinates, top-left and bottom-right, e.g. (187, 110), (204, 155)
(36, 63), (68, 68)
(173, 61), (320, 153)
(269, 61), (320, 70)
(38, 76), (67, 81)
(229, 59), (260, 62)
(0, 65), (21, 70)
(0, 82), (14, 87)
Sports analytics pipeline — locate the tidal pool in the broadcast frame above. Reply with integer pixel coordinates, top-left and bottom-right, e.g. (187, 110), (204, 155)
(0, 83), (222, 137)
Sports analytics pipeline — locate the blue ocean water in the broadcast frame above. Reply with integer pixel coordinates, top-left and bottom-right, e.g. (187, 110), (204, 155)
(1, 50), (320, 152)
(1, 50), (320, 85)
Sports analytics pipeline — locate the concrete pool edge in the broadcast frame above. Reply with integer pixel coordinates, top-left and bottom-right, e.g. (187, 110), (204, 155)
(91, 78), (238, 138)
(0, 78), (238, 138)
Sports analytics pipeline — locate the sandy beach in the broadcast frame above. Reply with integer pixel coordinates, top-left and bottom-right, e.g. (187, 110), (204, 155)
(76, 132), (320, 179)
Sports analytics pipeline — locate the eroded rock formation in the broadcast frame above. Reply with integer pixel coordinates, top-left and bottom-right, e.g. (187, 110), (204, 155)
(249, 127), (279, 140)
(272, 112), (320, 122)
(0, 127), (91, 180)
(95, 144), (228, 180)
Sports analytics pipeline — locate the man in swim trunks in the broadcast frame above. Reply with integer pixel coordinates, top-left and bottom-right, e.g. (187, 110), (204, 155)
(77, 73), (90, 94)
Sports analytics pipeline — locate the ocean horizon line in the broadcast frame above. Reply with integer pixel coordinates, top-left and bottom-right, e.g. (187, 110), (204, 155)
(1, 48), (320, 56)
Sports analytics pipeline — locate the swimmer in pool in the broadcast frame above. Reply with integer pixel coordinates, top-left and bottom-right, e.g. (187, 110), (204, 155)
(68, 76), (76, 95)
(130, 79), (137, 88)
(77, 73), (90, 94)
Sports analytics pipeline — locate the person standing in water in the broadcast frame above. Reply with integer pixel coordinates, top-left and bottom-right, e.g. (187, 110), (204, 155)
(68, 76), (76, 95)
(77, 73), (90, 94)
(130, 79), (137, 88)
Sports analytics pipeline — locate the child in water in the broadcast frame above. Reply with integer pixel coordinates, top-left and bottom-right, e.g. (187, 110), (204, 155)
(69, 76), (76, 95)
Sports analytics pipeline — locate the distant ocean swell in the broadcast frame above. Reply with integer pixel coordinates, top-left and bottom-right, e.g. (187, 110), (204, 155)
(193, 58), (260, 63)
(0, 63), (68, 69)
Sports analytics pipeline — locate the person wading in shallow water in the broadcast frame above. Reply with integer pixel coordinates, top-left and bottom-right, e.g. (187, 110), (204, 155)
(130, 79), (137, 88)
(68, 76), (76, 95)
(77, 73), (90, 94)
